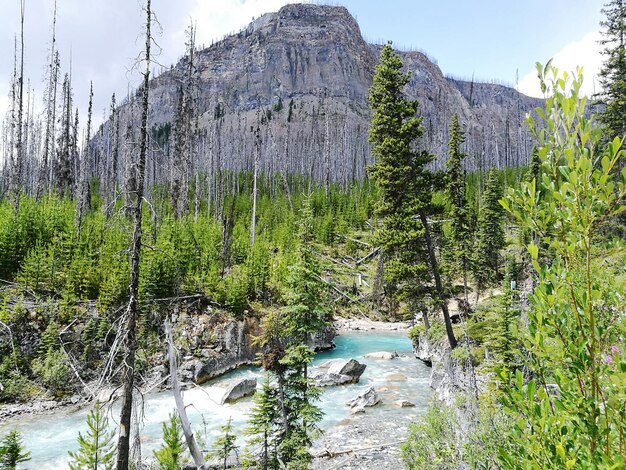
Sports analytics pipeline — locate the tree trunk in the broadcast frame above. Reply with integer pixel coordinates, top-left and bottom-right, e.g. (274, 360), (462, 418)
(164, 320), (206, 469)
(13, 0), (25, 214)
(116, 1), (151, 468)
(250, 124), (260, 247)
(420, 211), (457, 348)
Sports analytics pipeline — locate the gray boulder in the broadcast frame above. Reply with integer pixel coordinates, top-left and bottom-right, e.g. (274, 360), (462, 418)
(347, 386), (380, 409)
(220, 377), (258, 404)
(364, 351), (398, 360)
(311, 372), (354, 387)
(327, 359), (366, 382)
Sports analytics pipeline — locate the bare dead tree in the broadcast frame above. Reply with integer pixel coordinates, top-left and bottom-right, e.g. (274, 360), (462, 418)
(250, 115), (260, 247)
(116, 1), (152, 468)
(12, 0), (26, 214)
(164, 320), (207, 469)
(76, 82), (93, 238)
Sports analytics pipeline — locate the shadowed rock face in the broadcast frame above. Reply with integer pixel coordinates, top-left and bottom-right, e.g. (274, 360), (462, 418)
(98, 3), (542, 188)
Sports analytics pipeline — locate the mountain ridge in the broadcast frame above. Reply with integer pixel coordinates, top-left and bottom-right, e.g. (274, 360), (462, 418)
(95, 3), (542, 188)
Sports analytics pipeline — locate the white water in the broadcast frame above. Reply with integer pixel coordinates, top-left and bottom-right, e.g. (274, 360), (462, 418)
(0, 331), (431, 469)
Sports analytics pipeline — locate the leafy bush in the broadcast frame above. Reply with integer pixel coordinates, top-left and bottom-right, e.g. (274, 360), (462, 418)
(33, 347), (71, 397)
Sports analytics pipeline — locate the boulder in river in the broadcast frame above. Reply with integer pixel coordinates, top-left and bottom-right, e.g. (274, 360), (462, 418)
(327, 358), (366, 382)
(364, 351), (398, 360)
(395, 399), (416, 408)
(347, 386), (381, 409)
(220, 377), (258, 404)
(311, 372), (354, 387)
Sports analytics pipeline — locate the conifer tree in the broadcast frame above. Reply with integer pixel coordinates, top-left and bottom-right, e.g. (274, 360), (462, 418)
(68, 404), (116, 470)
(0, 430), (30, 469)
(474, 169), (505, 298)
(153, 413), (186, 470)
(211, 417), (238, 470)
(244, 374), (280, 470)
(597, 0), (626, 142)
(247, 201), (327, 468)
(368, 42), (456, 347)
(444, 114), (474, 302)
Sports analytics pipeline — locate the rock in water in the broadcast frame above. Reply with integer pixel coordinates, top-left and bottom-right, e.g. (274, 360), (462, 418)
(327, 358), (366, 382)
(311, 372), (354, 387)
(220, 377), (258, 404)
(364, 351), (398, 360)
(347, 386), (381, 409)
(395, 399), (416, 408)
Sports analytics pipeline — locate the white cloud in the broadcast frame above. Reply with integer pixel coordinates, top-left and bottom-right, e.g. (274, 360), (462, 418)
(517, 30), (603, 98)
(190, 0), (299, 48)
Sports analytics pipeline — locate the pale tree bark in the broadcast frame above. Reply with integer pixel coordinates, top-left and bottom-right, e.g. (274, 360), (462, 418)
(250, 119), (260, 248)
(13, 0), (25, 214)
(76, 82), (93, 238)
(164, 320), (207, 469)
(116, 1), (152, 468)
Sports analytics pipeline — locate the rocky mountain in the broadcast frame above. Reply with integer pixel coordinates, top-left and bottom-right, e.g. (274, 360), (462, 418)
(98, 3), (543, 188)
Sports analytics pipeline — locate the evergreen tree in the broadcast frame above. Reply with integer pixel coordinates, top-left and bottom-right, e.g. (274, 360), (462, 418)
(281, 197), (329, 345)
(444, 114), (474, 302)
(368, 42), (456, 347)
(597, 0), (626, 141)
(246, 202), (328, 468)
(244, 374), (280, 470)
(210, 417), (238, 469)
(67, 404), (116, 470)
(474, 169), (505, 298)
(153, 413), (187, 470)
(0, 430), (30, 469)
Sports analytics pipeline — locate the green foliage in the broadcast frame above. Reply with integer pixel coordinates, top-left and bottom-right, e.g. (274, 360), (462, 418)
(33, 347), (71, 397)
(244, 374), (281, 470)
(0, 430), (31, 469)
(444, 114), (475, 295)
(153, 412), (188, 470)
(368, 42), (440, 320)
(499, 63), (626, 468)
(211, 417), (239, 469)
(597, 0), (626, 140)
(474, 169), (505, 294)
(246, 201), (328, 469)
(402, 397), (508, 469)
(67, 404), (116, 470)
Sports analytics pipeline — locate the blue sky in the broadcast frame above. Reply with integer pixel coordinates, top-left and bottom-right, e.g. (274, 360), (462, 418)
(0, 0), (607, 127)
(345, 0), (603, 85)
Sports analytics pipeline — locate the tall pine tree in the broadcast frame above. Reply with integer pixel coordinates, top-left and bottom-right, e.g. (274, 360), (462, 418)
(474, 169), (505, 299)
(368, 42), (456, 347)
(68, 405), (116, 470)
(597, 0), (626, 141)
(444, 114), (474, 303)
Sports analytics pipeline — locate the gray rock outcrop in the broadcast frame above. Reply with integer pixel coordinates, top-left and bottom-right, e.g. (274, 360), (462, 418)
(327, 358), (366, 380)
(364, 351), (398, 360)
(220, 377), (258, 404)
(347, 386), (381, 411)
(311, 358), (366, 386)
(93, 3), (542, 191)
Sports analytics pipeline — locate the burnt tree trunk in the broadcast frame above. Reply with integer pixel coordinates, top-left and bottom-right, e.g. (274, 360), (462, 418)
(116, 1), (151, 468)
(419, 211), (457, 348)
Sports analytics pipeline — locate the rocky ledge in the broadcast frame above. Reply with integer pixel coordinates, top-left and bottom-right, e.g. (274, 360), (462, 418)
(412, 333), (488, 404)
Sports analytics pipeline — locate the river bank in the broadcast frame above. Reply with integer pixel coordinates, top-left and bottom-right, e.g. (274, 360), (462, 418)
(0, 328), (431, 469)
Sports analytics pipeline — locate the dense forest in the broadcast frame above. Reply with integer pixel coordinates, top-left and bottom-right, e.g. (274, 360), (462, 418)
(0, 0), (625, 469)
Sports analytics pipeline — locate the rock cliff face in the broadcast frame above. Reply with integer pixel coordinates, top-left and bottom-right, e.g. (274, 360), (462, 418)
(172, 308), (335, 385)
(98, 3), (542, 188)
(413, 333), (487, 404)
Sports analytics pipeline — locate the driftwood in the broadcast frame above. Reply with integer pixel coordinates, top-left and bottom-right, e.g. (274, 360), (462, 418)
(165, 319), (207, 469)
(356, 247), (380, 266)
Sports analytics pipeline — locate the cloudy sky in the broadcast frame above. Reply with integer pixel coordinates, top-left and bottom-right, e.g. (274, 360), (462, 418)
(0, 0), (605, 129)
